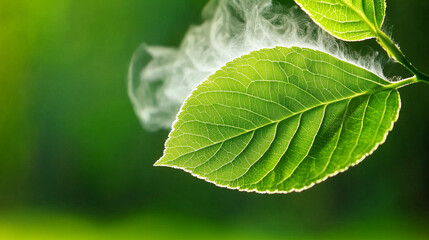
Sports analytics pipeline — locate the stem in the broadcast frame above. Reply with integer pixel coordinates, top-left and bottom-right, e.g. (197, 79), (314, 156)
(387, 76), (418, 89)
(376, 30), (429, 84)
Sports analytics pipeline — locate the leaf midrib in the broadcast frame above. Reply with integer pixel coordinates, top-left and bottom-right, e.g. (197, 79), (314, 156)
(160, 83), (394, 165)
(336, 0), (379, 34)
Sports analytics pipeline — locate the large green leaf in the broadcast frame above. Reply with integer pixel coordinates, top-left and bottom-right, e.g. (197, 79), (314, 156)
(295, 0), (386, 41)
(155, 47), (400, 193)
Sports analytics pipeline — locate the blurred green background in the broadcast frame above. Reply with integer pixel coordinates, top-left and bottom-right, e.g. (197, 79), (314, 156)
(1, 0), (428, 239)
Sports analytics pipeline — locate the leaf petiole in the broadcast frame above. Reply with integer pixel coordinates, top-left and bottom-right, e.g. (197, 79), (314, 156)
(387, 76), (418, 89)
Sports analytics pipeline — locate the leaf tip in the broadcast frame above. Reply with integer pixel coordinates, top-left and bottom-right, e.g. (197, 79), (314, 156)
(153, 158), (166, 167)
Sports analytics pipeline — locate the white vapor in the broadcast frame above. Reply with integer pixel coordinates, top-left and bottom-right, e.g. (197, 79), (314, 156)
(128, 0), (386, 131)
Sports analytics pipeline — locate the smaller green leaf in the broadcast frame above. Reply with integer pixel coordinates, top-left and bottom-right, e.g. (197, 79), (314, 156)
(155, 46), (402, 193)
(295, 0), (386, 41)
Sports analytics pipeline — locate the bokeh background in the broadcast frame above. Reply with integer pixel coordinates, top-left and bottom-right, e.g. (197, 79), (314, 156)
(1, 0), (429, 239)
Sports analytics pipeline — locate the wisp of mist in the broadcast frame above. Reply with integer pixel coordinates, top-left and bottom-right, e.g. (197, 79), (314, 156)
(129, 0), (386, 131)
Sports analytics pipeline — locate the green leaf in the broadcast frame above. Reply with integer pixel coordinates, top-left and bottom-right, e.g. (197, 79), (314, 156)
(294, 0), (386, 41)
(155, 47), (400, 193)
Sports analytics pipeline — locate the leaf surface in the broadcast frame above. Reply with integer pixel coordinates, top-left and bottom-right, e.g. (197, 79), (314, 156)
(295, 0), (386, 41)
(155, 47), (400, 193)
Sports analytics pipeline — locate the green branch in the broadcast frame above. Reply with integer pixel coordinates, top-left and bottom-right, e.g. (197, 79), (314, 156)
(376, 30), (429, 84)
